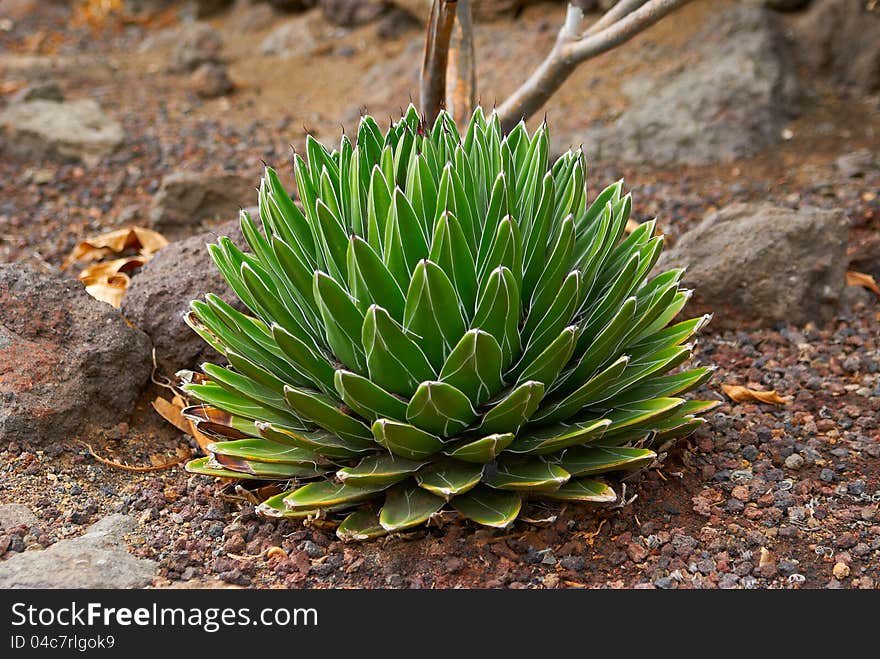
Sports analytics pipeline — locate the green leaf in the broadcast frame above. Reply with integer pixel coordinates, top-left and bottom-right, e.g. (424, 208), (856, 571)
(478, 216), (523, 291)
(337, 453), (427, 486)
(282, 385), (374, 446)
(258, 423), (374, 459)
(479, 381), (545, 435)
(367, 166), (392, 253)
(505, 418), (611, 455)
(554, 295), (637, 395)
(442, 433), (515, 463)
(556, 446), (657, 477)
(314, 198), (349, 281)
(604, 367), (715, 406)
(517, 270), (580, 369)
(543, 479), (617, 503)
(208, 438), (323, 465)
(285, 481), (388, 509)
(333, 369), (408, 422)
(185, 456), (264, 481)
(347, 235), (406, 321)
(201, 363), (288, 414)
(439, 329), (504, 406)
(313, 271), (367, 373)
(471, 266), (521, 369)
(428, 212), (478, 318)
(531, 354), (629, 425)
(484, 460), (570, 492)
(403, 260), (467, 368)
(363, 305), (436, 397)
(371, 419), (445, 460)
(513, 325), (577, 388)
(272, 324), (337, 395)
(384, 188), (429, 289)
(211, 453), (325, 479)
(337, 508), (388, 541)
(599, 397), (687, 433)
(257, 491), (342, 519)
(452, 486), (521, 528)
(379, 484), (445, 532)
(183, 382), (302, 429)
(416, 461), (484, 500)
(406, 381), (477, 437)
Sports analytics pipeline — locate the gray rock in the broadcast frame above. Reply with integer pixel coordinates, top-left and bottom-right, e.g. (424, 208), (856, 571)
(0, 263), (152, 446)
(0, 504), (38, 530)
(654, 203), (848, 329)
(835, 148), (876, 178)
(320, 0), (387, 27)
(0, 99), (124, 166)
(9, 79), (63, 104)
(122, 220), (246, 375)
(149, 170), (254, 235)
(795, 0), (880, 93)
(186, 0), (234, 19)
(170, 23), (224, 73)
(577, 6), (800, 165)
(0, 515), (156, 589)
(262, 0), (315, 11)
(260, 19), (319, 57)
(762, 0), (811, 10)
(191, 62), (234, 98)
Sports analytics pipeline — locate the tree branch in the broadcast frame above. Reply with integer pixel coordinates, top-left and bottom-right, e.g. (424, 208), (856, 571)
(445, 0), (476, 124)
(497, 0), (693, 131)
(420, 0), (459, 126)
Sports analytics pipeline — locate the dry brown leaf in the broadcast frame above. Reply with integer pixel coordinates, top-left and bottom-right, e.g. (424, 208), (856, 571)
(79, 256), (148, 280)
(721, 384), (789, 405)
(151, 395), (191, 434)
(152, 394), (214, 454)
(846, 270), (880, 296)
(64, 226), (168, 268)
(81, 273), (129, 308)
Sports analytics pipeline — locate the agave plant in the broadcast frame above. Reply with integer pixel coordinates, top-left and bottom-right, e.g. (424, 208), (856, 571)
(182, 105), (717, 540)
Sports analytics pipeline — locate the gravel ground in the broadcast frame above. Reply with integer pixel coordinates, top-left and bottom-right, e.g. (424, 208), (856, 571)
(0, 2), (878, 589)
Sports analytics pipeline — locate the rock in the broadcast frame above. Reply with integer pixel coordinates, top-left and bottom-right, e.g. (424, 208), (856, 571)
(191, 62), (234, 98)
(0, 515), (157, 589)
(763, 0), (811, 10)
(795, 0), (880, 93)
(848, 233), (880, 280)
(9, 79), (63, 104)
(262, 0), (315, 11)
(320, 0), (387, 27)
(377, 7), (421, 40)
(832, 561), (850, 579)
(655, 203), (848, 329)
(0, 264), (152, 447)
(836, 149), (876, 178)
(149, 170), (254, 235)
(578, 6), (799, 165)
(259, 17), (320, 57)
(0, 504), (38, 530)
(784, 453), (804, 470)
(0, 99), (124, 166)
(187, 0), (235, 18)
(122, 220), (246, 374)
(170, 23), (224, 73)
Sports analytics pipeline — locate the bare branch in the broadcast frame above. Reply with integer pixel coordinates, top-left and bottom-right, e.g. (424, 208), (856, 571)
(497, 0), (693, 130)
(588, 0), (649, 35)
(420, 0), (459, 126)
(445, 0), (476, 124)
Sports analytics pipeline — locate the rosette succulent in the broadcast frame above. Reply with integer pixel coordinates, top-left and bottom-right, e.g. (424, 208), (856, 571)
(182, 105), (717, 540)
